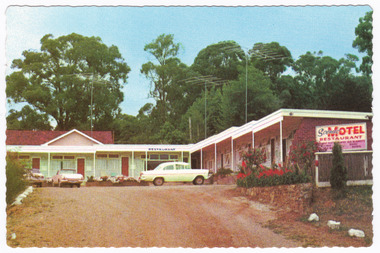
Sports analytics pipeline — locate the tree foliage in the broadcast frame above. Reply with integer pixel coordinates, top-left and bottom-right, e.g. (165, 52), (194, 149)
(330, 142), (347, 190)
(352, 11), (373, 76)
(250, 42), (293, 83)
(6, 17), (373, 145)
(221, 66), (280, 128)
(7, 105), (52, 130)
(192, 41), (245, 81)
(141, 34), (184, 125)
(6, 33), (130, 130)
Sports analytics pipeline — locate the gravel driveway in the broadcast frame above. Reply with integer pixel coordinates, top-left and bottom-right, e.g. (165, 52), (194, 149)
(7, 185), (301, 248)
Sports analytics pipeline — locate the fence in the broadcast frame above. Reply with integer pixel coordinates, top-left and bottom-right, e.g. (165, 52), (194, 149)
(315, 151), (373, 187)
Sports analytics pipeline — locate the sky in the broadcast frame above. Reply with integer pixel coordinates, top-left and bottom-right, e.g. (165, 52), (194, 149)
(4, 4), (373, 117)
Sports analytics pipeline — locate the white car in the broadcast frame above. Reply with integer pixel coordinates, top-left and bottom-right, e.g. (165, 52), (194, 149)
(52, 169), (84, 188)
(26, 168), (45, 187)
(139, 162), (211, 186)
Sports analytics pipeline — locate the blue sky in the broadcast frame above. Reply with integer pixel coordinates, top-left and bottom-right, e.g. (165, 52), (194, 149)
(5, 5), (372, 117)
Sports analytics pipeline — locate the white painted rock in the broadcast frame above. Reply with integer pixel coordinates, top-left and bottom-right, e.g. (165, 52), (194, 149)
(25, 187), (33, 193)
(15, 196), (24, 202)
(12, 200), (22, 206)
(23, 191), (29, 196)
(18, 193), (27, 199)
(348, 229), (365, 238)
(11, 233), (16, 240)
(327, 220), (341, 229)
(308, 213), (319, 222)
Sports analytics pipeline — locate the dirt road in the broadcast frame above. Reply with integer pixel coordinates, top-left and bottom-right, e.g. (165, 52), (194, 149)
(7, 185), (301, 248)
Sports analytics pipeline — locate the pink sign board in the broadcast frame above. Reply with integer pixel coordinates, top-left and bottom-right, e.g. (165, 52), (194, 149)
(315, 123), (367, 151)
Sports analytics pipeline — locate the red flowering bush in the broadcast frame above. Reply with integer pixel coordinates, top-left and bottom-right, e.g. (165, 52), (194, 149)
(289, 141), (322, 175)
(240, 147), (267, 175)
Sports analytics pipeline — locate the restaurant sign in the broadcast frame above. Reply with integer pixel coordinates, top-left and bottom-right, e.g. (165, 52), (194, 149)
(315, 123), (367, 151)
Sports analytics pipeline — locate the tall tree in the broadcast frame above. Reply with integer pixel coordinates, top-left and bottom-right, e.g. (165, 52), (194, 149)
(141, 34), (184, 125)
(7, 105), (52, 130)
(6, 33), (130, 130)
(291, 51), (371, 111)
(352, 11), (373, 76)
(192, 41), (245, 81)
(249, 42), (293, 83)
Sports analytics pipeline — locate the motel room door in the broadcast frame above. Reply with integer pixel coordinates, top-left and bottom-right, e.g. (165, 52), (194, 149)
(32, 158), (40, 169)
(77, 158), (85, 176)
(122, 157), (129, 176)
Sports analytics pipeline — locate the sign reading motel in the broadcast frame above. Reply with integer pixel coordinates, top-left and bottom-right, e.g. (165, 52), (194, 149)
(316, 123), (367, 151)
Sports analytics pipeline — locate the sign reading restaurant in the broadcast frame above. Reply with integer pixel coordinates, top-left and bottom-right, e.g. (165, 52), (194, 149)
(316, 123), (367, 151)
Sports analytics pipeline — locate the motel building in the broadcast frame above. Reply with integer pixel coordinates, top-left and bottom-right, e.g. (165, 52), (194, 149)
(6, 109), (373, 186)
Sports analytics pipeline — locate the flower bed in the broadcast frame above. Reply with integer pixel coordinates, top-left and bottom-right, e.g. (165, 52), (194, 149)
(237, 183), (313, 213)
(237, 165), (310, 188)
(85, 176), (148, 187)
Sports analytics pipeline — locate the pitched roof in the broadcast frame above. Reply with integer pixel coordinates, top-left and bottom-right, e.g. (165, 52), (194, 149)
(6, 130), (114, 145)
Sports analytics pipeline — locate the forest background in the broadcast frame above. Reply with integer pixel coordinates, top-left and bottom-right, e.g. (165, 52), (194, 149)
(5, 9), (373, 145)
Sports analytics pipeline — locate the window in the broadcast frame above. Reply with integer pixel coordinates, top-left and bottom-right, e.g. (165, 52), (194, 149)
(141, 155), (146, 159)
(150, 154), (159, 160)
(164, 164), (174, 170)
(18, 155), (30, 159)
(170, 155), (178, 160)
(160, 154), (169, 160)
(95, 154), (121, 177)
(177, 164), (188, 170)
(51, 155), (75, 173)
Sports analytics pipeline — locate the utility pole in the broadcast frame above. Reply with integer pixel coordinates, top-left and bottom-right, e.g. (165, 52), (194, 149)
(67, 72), (112, 136)
(91, 74), (94, 137)
(181, 75), (226, 139)
(189, 117), (192, 142)
(221, 44), (289, 124)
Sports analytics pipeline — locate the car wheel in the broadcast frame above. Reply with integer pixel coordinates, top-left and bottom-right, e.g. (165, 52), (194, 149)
(153, 177), (164, 186)
(193, 176), (204, 185)
(77, 184), (81, 188)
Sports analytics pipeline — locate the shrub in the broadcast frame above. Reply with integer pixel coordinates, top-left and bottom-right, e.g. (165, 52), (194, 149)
(289, 141), (320, 175)
(215, 167), (233, 178)
(6, 153), (28, 205)
(240, 147), (267, 175)
(237, 164), (310, 188)
(330, 142), (347, 189)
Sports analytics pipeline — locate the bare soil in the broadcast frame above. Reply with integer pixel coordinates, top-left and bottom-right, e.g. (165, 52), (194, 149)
(261, 186), (373, 247)
(6, 185), (300, 248)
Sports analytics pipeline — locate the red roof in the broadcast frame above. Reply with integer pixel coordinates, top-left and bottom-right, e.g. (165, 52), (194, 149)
(6, 130), (114, 145)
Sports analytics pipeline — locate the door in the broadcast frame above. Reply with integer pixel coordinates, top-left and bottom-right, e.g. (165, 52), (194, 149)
(77, 158), (85, 176)
(122, 157), (129, 176)
(32, 158), (40, 169)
